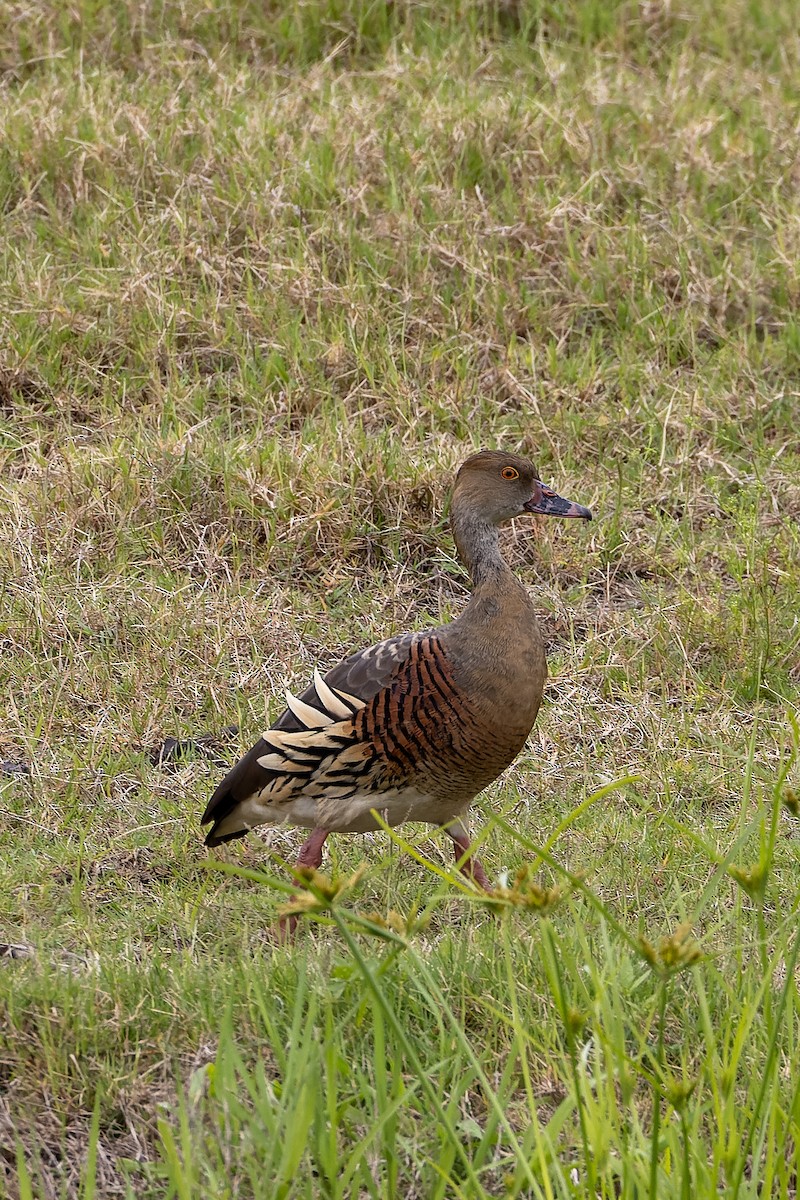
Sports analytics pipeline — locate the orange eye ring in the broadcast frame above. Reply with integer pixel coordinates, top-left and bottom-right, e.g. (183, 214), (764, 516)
(501, 466), (519, 480)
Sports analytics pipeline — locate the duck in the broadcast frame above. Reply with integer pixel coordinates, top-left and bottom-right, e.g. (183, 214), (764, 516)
(202, 450), (592, 933)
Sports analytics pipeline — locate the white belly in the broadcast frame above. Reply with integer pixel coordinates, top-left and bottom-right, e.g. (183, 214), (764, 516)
(227, 786), (440, 837)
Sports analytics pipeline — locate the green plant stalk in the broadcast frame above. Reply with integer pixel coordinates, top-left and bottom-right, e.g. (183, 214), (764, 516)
(680, 1107), (691, 1200)
(649, 979), (668, 1200)
(730, 921), (800, 1197)
(81, 1091), (102, 1200)
(329, 910), (484, 1195)
(332, 908), (548, 1197)
(492, 812), (646, 958)
(542, 922), (596, 1196)
(501, 916), (555, 1200)
(14, 1143), (34, 1200)
(754, 737), (794, 1034)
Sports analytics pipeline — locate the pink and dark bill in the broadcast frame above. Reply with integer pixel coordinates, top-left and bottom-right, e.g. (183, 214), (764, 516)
(524, 484), (592, 520)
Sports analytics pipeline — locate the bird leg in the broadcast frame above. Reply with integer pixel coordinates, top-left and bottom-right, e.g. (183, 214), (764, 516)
(294, 827), (329, 873)
(447, 821), (492, 892)
(275, 827), (329, 942)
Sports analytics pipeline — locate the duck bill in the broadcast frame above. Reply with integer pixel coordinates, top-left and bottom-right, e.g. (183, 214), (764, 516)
(523, 485), (592, 520)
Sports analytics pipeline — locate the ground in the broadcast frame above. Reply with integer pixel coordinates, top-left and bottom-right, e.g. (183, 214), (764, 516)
(0, 1), (799, 1197)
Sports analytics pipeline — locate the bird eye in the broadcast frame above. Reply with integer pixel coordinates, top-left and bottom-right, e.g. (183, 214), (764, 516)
(501, 466), (519, 480)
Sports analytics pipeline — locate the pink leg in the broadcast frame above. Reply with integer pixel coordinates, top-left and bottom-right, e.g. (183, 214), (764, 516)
(294, 828), (329, 874)
(275, 828), (329, 942)
(448, 822), (492, 892)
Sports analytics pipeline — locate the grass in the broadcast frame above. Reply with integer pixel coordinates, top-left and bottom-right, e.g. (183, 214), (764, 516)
(1, 0), (800, 1194)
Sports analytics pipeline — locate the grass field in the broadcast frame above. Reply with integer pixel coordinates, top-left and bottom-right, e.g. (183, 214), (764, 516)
(1, 1), (800, 1195)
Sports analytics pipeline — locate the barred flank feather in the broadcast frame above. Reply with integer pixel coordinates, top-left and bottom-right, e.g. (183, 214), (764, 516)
(201, 666), (378, 844)
(254, 677), (366, 783)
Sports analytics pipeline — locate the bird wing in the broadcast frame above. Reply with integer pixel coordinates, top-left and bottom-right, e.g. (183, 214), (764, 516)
(271, 632), (421, 733)
(201, 631), (424, 844)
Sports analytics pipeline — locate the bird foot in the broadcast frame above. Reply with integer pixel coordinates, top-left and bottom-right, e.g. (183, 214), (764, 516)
(267, 828), (330, 943)
(271, 912), (301, 943)
(446, 822), (492, 892)
(460, 859), (492, 892)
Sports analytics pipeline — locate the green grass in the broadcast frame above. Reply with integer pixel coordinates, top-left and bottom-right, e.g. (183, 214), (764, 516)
(1, 0), (800, 1195)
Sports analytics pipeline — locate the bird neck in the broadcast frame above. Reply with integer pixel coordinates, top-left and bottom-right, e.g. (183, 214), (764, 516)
(450, 508), (509, 586)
